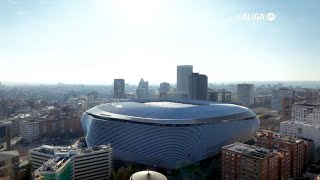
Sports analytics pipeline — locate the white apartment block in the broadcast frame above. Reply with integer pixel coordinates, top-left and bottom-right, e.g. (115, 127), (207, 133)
(280, 103), (320, 162)
(30, 145), (74, 169)
(20, 120), (39, 142)
(73, 145), (113, 180)
(292, 103), (320, 124)
(31, 144), (113, 180)
(280, 121), (320, 162)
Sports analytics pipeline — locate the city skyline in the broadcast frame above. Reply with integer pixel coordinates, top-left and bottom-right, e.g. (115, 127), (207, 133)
(1, 0), (320, 84)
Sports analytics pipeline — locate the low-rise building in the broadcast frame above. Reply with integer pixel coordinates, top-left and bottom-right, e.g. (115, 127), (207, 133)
(280, 121), (320, 162)
(36, 156), (72, 180)
(256, 131), (306, 177)
(221, 142), (288, 180)
(0, 151), (20, 179)
(20, 120), (39, 142)
(29, 145), (74, 170)
(32, 144), (113, 180)
(73, 145), (113, 180)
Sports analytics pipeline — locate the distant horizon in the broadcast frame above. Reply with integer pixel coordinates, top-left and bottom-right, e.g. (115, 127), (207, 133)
(2, 80), (320, 86)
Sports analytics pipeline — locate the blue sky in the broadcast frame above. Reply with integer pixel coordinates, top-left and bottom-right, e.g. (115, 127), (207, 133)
(0, 0), (319, 84)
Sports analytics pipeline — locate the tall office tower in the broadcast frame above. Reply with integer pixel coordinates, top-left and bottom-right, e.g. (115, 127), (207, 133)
(159, 82), (170, 94)
(237, 84), (254, 107)
(136, 79), (149, 99)
(222, 142), (290, 180)
(188, 73), (208, 101)
(271, 88), (295, 111)
(114, 79), (125, 99)
(177, 65), (193, 94)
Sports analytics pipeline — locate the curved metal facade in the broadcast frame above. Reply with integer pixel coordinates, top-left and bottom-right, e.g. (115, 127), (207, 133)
(81, 101), (260, 169)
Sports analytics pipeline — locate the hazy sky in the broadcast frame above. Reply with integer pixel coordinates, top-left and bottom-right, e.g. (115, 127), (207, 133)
(1, 0), (320, 84)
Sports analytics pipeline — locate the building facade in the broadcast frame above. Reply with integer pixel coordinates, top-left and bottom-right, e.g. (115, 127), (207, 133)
(34, 144), (113, 180)
(114, 79), (125, 99)
(237, 84), (254, 107)
(221, 142), (287, 180)
(188, 73), (208, 101)
(136, 79), (149, 99)
(35, 107), (84, 140)
(281, 97), (298, 121)
(271, 88), (295, 112)
(208, 90), (232, 103)
(73, 145), (113, 180)
(254, 95), (272, 108)
(280, 121), (320, 162)
(256, 131), (306, 177)
(37, 157), (72, 180)
(280, 102), (320, 162)
(177, 65), (193, 95)
(159, 82), (170, 94)
(0, 151), (19, 179)
(30, 145), (67, 169)
(291, 103), (320, 124)
(20, 120), (39, 142)
(81, 100), (260, 169)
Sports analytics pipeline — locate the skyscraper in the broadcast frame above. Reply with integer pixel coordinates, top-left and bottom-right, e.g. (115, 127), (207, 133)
(271, 88), (295, 111)
(188, 73), (208, 100)
(177, 65), (193, 94)
(114, 79), (125, 99)
(136, 78), (149, 99)
(159, 82), (170, 94)
(237, 84), (254, 107)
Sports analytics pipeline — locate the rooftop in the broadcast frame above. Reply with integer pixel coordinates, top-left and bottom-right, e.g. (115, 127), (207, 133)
(32, 145), (75, 156)
(78, 144), (111, 155)
(282, 121), (320, 128)
(256, 131), (303, 144)
(38, 156), (71, 173)
(36, 145), (111, 173)
(32, 144), (111, 157)
(223, 142), (274, 159)
(143, 101), (197, 108)
(86, 99), (256, 124)
(0, 151), (19, 161)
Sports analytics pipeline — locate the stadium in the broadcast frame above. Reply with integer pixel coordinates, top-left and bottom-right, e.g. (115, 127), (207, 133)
(81, 100), (260, 169)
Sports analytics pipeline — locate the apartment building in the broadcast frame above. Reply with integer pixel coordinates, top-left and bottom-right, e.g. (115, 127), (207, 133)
(221, 142), (288, 180)
(256, 131), (306, 177)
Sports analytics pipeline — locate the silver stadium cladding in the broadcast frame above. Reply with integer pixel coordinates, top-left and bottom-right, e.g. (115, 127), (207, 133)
(81, 100), (260, 169)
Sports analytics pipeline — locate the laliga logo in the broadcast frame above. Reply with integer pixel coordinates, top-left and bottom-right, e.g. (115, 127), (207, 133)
(238, 12), (276, 22)
(266, 12), (276, 21)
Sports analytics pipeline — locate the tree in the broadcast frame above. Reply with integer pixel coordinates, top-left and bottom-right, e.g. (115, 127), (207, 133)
(109, 170), (116, 180)
(25, 162), (32, 180)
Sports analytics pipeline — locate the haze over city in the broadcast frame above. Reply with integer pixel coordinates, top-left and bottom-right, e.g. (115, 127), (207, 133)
(2, 1), (320, 179)
(1, 0), (320, 84)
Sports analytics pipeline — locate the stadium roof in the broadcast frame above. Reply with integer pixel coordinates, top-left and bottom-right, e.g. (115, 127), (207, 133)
(85, 100), (256, 125)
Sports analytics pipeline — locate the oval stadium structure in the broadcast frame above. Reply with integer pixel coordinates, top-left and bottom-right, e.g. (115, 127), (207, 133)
(81, 100), (260, 169)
